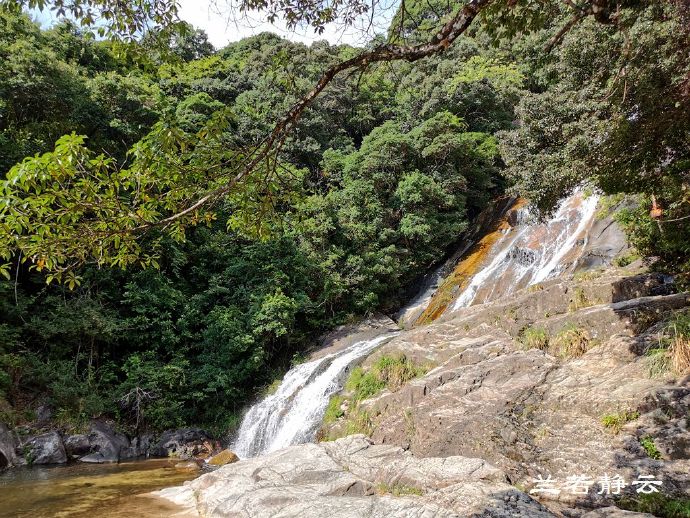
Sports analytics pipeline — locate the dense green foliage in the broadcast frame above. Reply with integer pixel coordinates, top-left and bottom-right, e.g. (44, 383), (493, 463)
(0, 0), (687, 435)
(0, 11), (511, 432)
(496, 2), (690, 271)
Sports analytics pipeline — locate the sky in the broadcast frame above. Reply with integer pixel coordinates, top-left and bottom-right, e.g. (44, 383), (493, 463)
(177, 0), (387, 48)
(32, 0), (397, 49)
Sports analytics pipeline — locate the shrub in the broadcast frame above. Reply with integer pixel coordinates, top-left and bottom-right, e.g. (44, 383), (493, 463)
(613, 250), (641, 268)
(618, 493), (690, 518)
(665, 312), (690, 376)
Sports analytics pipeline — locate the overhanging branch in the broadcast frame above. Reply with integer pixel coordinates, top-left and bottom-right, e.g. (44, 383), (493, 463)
(147, 0), (494, 230)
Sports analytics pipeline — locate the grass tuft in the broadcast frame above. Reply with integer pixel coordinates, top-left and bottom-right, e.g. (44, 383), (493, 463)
(640, 435), (662, 459)
(568, 287), (593, 312)
(376, 482), (424, 496)
(347, 355), (429, 402)
(600, 410), (640, 434)
(551, 325), (592, 358)
(519, 326), (549, 351)
(613, 250), (641, 268)
(665, 311), (690, 376)
(323, 395), (345, 424)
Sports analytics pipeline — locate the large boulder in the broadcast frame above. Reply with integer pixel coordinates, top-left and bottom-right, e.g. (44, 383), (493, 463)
(149, 428), (214, 459)
(155, 435), (554, 518)
(21, 431), (67, 465)
(0, 423), (20, 468)
(79, 421), (131, 463)
(63, 434), (91, 459)
(130, 434), (154, 457)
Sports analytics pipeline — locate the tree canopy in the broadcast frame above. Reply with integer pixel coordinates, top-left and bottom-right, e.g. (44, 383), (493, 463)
(0, 0), (687, 433)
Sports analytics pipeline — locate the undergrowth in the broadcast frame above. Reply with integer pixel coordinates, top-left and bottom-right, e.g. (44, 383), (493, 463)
(347, 355), (429, 402)
(321, 355), (429, 441)
(618, 493), (690, 518)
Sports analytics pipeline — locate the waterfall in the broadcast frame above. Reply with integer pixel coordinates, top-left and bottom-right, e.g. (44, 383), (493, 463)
(232, 333), (397, 458)
(450, 190), (600, 311)
(230, 190), (600, 459)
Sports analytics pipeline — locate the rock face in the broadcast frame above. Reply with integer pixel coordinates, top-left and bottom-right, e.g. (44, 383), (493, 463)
(157, 435), (555, 517)
(155, 264), (685, 517)
(79, 421), (133, 463)
(320, 268), (690, 513)
(63, 434), (91, 458)
(0, 423), (20, 468)
(149, 428), (215, 459)
(21, 431), (67, 465)
(2, 418), (217, 466)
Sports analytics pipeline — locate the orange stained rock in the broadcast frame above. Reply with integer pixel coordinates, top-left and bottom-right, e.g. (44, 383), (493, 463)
(414, 198), (527, 326)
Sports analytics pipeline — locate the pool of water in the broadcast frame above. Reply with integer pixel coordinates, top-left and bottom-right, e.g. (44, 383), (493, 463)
(0, 458), (200, 517)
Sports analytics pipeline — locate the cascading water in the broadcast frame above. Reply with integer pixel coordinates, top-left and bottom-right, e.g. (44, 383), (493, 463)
(232, 333), (397, 458)
(450, 190), (600, 311)
(230, 189), (600, 459)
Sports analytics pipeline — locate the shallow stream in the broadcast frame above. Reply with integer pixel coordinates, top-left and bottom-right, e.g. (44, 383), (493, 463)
(0, 458), (199, 517)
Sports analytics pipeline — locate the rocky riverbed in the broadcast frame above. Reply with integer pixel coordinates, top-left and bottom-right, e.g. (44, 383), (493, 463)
(157, 263), (690, 517)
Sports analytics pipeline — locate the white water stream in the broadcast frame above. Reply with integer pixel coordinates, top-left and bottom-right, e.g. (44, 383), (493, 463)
(232, 190), (600, 458)
(232, 333), (396, 458)
(450, 190), (600, 311)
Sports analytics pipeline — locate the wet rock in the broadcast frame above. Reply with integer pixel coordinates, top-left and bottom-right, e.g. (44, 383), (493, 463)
(573, 198), (631, 272)
(507, 246), (539, 266)
(310, 315), (398, 360)
(207, 449), (238, 466)
(0, 423), (20, 469)
(149, 428), (213, 459)
(80, 421), (130, 463)
(22, 431), (67, 465)
(63, 434), (90, 458)
(156, 435), (554, 517)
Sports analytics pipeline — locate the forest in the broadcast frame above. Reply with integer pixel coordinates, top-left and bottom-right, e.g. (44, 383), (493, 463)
(0, 0), (688, 436)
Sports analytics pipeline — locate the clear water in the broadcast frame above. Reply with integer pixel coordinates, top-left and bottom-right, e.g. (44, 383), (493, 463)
(0, 458), (199, 518)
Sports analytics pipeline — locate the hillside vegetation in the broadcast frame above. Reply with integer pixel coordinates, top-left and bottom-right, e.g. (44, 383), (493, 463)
(0, 0), (687, 434)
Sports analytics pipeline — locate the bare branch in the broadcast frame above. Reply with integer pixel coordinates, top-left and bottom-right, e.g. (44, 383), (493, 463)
(545, 9), (588, 52)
